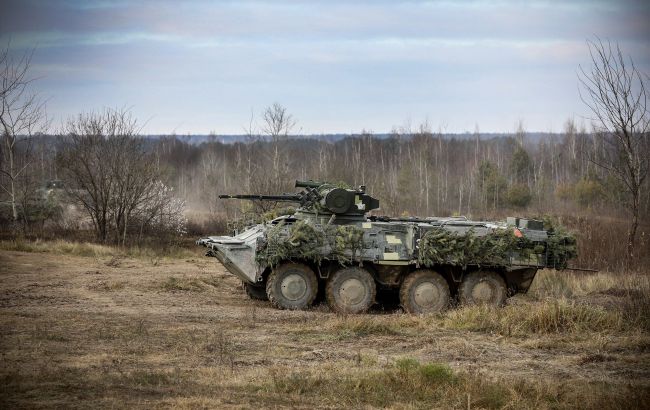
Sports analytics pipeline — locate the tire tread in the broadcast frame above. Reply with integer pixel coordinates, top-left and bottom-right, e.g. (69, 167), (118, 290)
(266, 263), (318, 310)
(458, 270), (507, 306)
(326, 267), (376, 314)
(399, 269), (450, 314)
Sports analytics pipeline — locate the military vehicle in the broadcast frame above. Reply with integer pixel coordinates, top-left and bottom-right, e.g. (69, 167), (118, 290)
(197, 180), (577, 314)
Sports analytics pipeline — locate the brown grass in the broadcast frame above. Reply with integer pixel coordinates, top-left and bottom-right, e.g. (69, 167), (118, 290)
(0, 238), (199, 259)
(557, 214), (650, 272)
(1, 250), (649, 408)
(442, 301), (623, 335)
(439, 270), (650, 336)
(259, 358), (646, 409)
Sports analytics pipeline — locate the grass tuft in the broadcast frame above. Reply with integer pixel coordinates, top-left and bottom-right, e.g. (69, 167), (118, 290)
(418, 362), (457, 384)
(322, 314), (434, 339)
(443, 300), (624, 335)
(529, 269), (650, 332)
(161, 276), (205, 292)
(331, 318), (400, 338)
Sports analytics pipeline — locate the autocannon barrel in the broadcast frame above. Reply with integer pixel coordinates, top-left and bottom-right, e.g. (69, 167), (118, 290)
(218, 194), (301, 201)
(295, 180), (323, 188)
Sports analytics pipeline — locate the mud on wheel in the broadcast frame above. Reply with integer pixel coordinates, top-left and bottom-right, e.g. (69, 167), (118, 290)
(459, 270), (507, 306)
(266, 263), (318, 310)
(400, 269), (450, 314)
(326, 267), (376, 314)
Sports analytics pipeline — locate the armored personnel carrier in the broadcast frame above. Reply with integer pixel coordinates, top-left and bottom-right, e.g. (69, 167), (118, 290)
(197, 180), (576, 314)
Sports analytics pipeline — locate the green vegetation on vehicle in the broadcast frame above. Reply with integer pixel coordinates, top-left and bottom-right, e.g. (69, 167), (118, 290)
(199, 179), (579, 315)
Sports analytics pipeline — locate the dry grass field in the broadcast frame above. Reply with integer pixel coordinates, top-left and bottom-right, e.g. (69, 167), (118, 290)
(1, 241), (649, 409)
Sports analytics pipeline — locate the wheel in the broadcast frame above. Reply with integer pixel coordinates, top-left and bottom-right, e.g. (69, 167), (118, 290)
(399, 269), (450, 314)
(243, 282), (268, 301)
(266, 263), (318, 310)
(459, 270), (507, 306)
(326, 267), (376, 314)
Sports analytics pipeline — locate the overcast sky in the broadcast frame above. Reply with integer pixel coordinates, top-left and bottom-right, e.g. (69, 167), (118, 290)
(1, 0), (649, 134)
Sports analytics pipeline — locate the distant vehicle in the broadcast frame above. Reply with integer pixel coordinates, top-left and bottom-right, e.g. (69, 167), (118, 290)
(45, 180), (65, 190)
(198, 180), (576, 314)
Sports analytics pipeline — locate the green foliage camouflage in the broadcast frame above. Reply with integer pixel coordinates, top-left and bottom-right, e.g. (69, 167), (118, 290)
(256, 222), (366, 268)
(256, 220), (325, 268)
(418, 228), (530, 267)
(227, 207), (296, 233)
(418, 223), (578, 269)
(542, 220), (578, 269)
(332, 225), (365, 264)
(255, 217), (578, 270)
(333, 181), (352, 189)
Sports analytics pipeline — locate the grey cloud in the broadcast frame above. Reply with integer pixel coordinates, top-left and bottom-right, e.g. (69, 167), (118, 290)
(3, 0), (648, 47)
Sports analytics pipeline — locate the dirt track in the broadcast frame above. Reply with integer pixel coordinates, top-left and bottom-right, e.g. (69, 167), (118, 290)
(1, 249), (649, 408)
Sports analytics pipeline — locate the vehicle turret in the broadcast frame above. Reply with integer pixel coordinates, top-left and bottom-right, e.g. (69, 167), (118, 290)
(219, 180), (379, 216)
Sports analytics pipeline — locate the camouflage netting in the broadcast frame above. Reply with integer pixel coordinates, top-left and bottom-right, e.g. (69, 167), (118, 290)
(255, 221), (366, 268)
(544, 225), (578, 269)
(332, 225), (365, 264)
(417, 228), (530, 267)
(256, 220), (325, 268)
(418, 224), (578, 269)
(256, 218), (577, 270)
(227, 207), (296, 233)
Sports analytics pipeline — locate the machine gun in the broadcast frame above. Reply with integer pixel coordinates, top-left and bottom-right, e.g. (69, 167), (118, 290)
(219, 180), (379, 215)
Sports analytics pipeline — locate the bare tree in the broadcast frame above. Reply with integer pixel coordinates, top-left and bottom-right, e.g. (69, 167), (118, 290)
(262, 102), (296, 140)
(0, 45), (48, 227)
(58, 108), (179, 244)
(260, 102), (296, 198)
(579, 39), (649, 257)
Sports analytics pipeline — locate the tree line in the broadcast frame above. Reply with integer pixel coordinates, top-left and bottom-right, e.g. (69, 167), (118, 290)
(1, 40), (648, 257)
(155, 119), (647, 222)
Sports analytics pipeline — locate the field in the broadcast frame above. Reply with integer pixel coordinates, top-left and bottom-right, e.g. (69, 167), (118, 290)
(1, 243), (649, 409)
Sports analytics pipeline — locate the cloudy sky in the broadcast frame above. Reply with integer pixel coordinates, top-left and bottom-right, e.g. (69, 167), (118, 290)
(1, 0), (649, 134)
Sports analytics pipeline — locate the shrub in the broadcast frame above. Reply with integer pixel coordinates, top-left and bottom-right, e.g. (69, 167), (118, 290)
(506, 183), (532, 208)
(418, 363), (456, 384)
(573, 178), (605, 207)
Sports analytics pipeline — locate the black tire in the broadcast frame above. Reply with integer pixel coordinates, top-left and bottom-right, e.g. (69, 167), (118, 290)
(400, 269), (450, 314)
(243, 282), (268, 301)
(326, 267), (376, 314)
(459, 270), (507, 306)
(266, 263), (318, 310)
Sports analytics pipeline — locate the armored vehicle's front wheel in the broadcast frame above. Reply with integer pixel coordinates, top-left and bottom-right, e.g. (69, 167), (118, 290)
(243, 282), (268, 301)
(400, 269), (450, 314)
(326, 267), (376, 314)
(459, 270), (507, 306)
(266, 263), (318, 310)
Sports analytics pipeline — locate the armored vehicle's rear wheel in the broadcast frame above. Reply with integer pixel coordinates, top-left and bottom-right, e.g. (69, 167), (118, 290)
(459, 270), (507, 306)
(326, 267), (376, 314)
(243, 282), (268, 301)
(266, 263), (318, 310)
(400, 269), (450, 314)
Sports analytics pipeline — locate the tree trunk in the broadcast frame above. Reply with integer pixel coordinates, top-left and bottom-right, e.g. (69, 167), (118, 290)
(627, 190), (639, 258)
(123, 212), (128, 246)
(10, 177), (17, 222)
